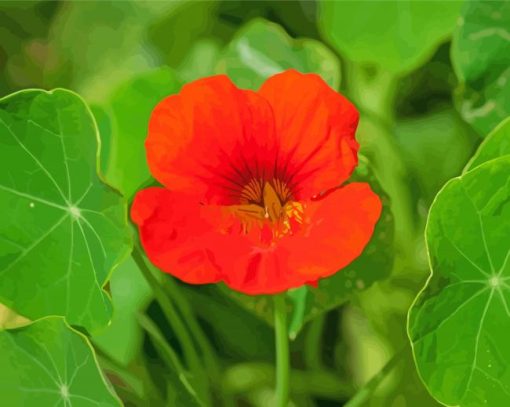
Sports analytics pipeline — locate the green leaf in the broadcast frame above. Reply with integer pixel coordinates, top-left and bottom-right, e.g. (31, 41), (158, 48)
(0, 317), (120, 406)
(92, 255), (152, 366)
(318, 0), (463, 75)
(0, 89), (131, 333)
(451, 1), (510, 135)
(465, 117), (510, 172)
(395, 108), (478, 203)
(100, 68), (182, 197)
(217, 18), (340, 90)
(408, 156), (510, 406)
(224, 156), (394, 338)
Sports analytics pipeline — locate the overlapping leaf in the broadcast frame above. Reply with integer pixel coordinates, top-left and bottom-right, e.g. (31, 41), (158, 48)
(0, 89), (131, 333)
(0, 317), (120, 406)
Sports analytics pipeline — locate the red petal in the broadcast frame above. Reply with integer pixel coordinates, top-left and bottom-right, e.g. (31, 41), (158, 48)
(278, 183), (382, 282)
(131, 187), (223, 284)
(258, 70), (360, 200)
(146, 76), (276, 205)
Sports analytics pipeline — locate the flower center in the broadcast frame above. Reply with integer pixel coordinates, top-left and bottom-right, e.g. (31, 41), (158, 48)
(229, 181), (304, 239)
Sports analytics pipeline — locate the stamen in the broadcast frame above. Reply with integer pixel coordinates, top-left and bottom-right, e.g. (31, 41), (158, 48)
(229, 179), (304, 242)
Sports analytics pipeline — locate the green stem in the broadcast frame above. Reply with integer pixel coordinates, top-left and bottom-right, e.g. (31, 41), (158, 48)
(273, 295), (290, 407)
(344, 350), (404, 407)
(304, 315), (325, 371)
(164, 277), (220, 379)
(137, 313), (204, 406)
(131, 247), (203, 380)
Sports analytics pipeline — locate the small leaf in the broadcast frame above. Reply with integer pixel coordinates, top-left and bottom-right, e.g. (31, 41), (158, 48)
(0, 89), (131, 333)
(217, 18), (340, 90)
(465, 116), (510, 172)
(318, 0), (463, 75)
(452, 1), (510, 135)
(0, 317), (121, 406)
(408, 156), (510, 406)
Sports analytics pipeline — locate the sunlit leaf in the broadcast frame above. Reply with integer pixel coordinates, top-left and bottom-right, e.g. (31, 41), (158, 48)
(318, 0), (463, 75)
(465, 117), (510, 172)
(217, 18), (340, 90)
(0, 317), (120, 406)
(452, 1), (510, 135)
(408, 156), (510, 406)
(0, 89), (131, 333)
(99, 67), (182, 197)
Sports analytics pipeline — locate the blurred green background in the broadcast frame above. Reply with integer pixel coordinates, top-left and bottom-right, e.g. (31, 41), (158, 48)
(1, 0), (503, 406)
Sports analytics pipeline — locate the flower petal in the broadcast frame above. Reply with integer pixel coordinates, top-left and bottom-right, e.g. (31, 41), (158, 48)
(131, 187), (223, 284)
(146, 75), (276, 204)
(258, 70), (360, 200)
(279, 182), (382, 283)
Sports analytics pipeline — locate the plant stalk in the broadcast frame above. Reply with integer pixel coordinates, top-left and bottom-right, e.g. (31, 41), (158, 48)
(274, 295), (290, 407)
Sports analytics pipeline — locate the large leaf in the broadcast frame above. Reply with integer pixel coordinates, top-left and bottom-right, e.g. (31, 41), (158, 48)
(99, 68), (182, 197)
(224, 157), (394, 338)
(465, 117), (510, 172)
(408, 156), (510, 406)
(451, 1), (510, 135)
(217, 18), (340, 90)
(318, 0), (463, 75)
(0, 89), (131, 333)
(0, 317), (120, 406)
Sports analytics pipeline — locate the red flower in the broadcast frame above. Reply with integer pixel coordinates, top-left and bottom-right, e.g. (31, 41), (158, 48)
(131, 70), (382, 295)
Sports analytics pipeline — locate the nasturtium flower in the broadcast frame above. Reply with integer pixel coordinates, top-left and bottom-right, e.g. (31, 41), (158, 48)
(131, 70), (381, 295)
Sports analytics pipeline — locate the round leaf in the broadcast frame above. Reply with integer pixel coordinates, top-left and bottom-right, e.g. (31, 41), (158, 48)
(0, 89), (132, 333)
(0, 317), (120, 406)
(408, 156), (510, 406)
(452, 1), (510, 135)
(318, 0), (463, 75)
(217, 18), (340, 90)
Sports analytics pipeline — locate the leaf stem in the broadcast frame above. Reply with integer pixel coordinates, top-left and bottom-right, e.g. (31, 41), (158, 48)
(164, 277), (220, 379)
(274, 294), (290, 407)
(137, 313), (204, 406)
(344, 349), (404, 407)
(131, 247), (203, 380)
